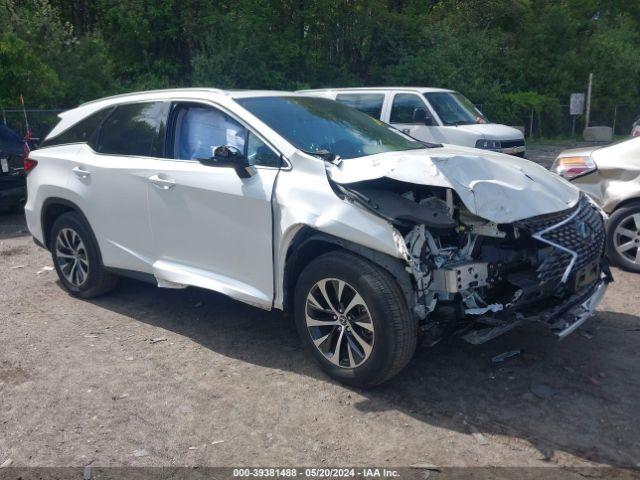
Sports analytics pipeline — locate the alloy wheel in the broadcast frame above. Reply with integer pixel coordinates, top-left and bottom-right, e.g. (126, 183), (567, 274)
(613, 213), (640, 265)
(305, 278), (374, 368)
(55, 228), (90, 286)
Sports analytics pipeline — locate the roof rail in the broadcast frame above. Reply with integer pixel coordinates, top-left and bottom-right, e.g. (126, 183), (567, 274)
(78, 88), (225, 107)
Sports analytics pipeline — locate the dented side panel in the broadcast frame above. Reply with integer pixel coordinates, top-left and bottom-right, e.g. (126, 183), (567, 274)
(572, 140), (640, 213)
(571, 168), (640, 213)
(272, 151), (403, 310)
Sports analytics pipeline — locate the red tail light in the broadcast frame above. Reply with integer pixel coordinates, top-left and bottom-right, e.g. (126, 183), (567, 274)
(23, 157), (38, 175)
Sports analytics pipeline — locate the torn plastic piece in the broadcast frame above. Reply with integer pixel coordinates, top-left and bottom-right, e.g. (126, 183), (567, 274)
(491, 349), (522, 363)
(465, 303), (504, 315)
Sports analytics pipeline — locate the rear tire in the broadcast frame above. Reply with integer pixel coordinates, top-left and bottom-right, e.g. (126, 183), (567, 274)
(606, 201), (640, 273)
(294, 250), (417, 388)
(49, 212), (118, 298)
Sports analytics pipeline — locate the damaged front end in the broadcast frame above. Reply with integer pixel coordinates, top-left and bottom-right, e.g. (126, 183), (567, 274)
(333, 177), (612, 345)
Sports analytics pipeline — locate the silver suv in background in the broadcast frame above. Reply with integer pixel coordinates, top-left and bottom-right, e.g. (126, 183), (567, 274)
(26, 89), (608, 387)
(552, 137), (640, 272)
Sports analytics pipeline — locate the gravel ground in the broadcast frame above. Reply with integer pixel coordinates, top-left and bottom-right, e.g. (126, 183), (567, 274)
(1, 144), (639, 472)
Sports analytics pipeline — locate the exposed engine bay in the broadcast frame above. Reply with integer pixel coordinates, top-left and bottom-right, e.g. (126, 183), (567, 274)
(332, 177), (611, 345)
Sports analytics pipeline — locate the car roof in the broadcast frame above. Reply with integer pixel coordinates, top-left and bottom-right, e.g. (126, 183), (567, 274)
(49, 89), (307, 140)
(297, 86), (455, 94)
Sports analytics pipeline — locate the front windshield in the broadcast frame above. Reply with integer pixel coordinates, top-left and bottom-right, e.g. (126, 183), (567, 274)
(424, 91), (488, 126)
(236, 96), (425, 159)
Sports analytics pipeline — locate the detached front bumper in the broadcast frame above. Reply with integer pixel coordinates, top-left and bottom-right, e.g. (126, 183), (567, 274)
(462, 273), (611, 345)
(538, 274), (610, 338)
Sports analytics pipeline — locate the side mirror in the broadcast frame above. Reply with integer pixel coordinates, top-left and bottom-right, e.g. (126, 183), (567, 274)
(199, 145), (256, 179)
(412, 108), (434, 126)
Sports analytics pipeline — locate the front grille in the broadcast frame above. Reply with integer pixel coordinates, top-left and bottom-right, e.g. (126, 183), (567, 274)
(500, 139), (525, 149)
(515, 195), (605, 285)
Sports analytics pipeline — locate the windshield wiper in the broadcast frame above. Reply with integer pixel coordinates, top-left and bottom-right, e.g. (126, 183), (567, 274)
(301, 149), (342, 165)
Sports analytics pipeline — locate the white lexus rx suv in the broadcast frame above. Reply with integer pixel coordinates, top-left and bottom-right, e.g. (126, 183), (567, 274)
(25, 89), (610, 387)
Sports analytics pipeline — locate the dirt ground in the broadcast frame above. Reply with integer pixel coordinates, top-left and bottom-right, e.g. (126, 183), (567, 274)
(1, 144), (639, 471)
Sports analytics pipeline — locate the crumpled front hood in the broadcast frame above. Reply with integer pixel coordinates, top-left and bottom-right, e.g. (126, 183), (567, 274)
(327, 147), (579, 224)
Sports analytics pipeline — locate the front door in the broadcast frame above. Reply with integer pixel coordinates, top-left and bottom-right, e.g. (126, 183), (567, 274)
(147, 102), (281, 308)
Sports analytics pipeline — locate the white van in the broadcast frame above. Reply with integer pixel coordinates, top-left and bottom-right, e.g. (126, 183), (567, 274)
(298, 87), (526, 157)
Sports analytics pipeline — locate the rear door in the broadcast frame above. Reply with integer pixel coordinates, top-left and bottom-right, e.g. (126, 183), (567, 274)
(68, 101), (169, 273)
(147, 101), (281, 308)
(389, 92), (444, 144)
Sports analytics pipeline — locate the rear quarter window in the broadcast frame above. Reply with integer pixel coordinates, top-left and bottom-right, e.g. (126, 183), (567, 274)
(97, 102), (168, 157)
(39, 107), (113, 149)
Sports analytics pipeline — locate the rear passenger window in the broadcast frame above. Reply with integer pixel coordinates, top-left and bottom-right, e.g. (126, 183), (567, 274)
(390, 94), (427, 124)
(97, 102), (168, 157)
(335, 93), (385, 119)
(40, 107), (113, 149)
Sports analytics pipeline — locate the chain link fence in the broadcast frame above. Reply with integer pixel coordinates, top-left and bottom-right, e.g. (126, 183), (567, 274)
(478, 102), (638, 139)
(1, 108), (65, 143)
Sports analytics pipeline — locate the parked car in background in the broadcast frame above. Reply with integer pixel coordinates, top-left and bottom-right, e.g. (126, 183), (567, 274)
(0, 124), (27, 211)
(26, 89), (608, 387)
(631, 117), (640, 137)
(551, 137), (640, 272)
(298, 87), (526, 157)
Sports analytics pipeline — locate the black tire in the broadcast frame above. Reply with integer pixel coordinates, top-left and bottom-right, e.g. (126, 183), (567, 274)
(294, 250), (417, 388)
(606, 201), (640, 273)
(49, 211), (118, 298)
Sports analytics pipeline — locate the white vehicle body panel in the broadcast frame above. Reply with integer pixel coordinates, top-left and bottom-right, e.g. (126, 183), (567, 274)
(27, 88), (580, 313)
(298, 87), (525, 154)
(69, 145), (158, 273)
(148, 159), (279, 308)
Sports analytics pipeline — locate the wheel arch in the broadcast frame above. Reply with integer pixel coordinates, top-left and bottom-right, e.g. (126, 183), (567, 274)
(609, 196), (640, 214)
(41, 197), (96, 252)
(282, 226), (415, 315)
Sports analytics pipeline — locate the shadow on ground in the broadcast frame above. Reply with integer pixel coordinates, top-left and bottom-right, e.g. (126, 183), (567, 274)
(87, 276), (640, 468)
(0, 209), (28, 240)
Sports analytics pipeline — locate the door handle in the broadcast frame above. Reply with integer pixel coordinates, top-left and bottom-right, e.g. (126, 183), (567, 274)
(72, 166), (91, 178)
(148, 174), (176, 190)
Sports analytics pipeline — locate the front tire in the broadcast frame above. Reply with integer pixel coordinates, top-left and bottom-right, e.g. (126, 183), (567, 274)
(606, 201), (640, 273)
(294, 251), (417, 387)
(49, 212), (118, 298)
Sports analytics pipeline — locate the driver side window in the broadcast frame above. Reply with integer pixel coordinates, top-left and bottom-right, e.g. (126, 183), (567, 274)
(170, 103), (280, 167)
(172, 104), (246, 161)
(390, 94), (430, 124)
